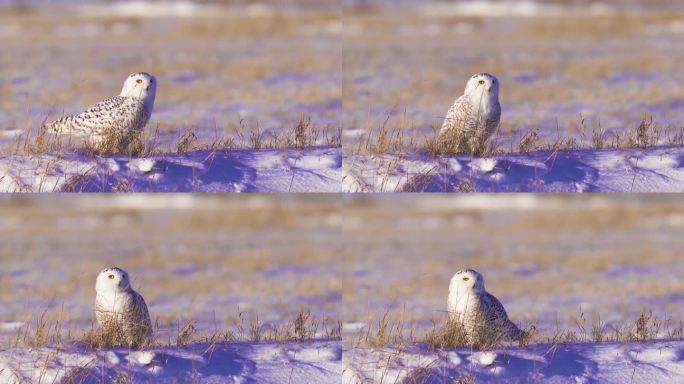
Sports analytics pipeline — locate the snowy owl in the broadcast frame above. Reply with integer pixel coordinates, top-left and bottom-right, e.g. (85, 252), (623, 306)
(45, 72), (156, 152)
(447, 269), (523, 345)
(95, 267), (152, 346)
(437, 73), (501, 154)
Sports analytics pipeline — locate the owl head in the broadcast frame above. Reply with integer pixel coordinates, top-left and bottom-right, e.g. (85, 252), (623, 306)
(96, 267), (131, 293)
(120, 72), (157, 108)
(464, 73), (499, 99)
(449, 269), (485, 296)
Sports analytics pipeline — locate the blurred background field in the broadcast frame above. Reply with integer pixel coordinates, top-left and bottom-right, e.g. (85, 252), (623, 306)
(343, 195), (684, 346)
(0, 0), (341, 152)
(343, 0), (684, 154)
(0, 195), (341, 344)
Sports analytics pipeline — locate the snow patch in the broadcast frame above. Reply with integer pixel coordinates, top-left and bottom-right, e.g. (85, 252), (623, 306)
(0, 340), (341, 384)
(417, 1), (615, 18)
(345, 147), (684, 192)
(343, 322), (366, 333)
(470, 157), (497, 173)
(128, 158), (156, 173)
(0, 322), (23, 332)
(0, 147), (340, 192)
(346, 341), (684, 383)
(127, 350), (156, 366)
(471, 351), (497, 366)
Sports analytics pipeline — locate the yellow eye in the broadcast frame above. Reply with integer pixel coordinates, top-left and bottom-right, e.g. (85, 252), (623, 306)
(108, 275), (115, 279)
(462, 277), (469, 281)
(478, 80), (485, 85)
(136, 79), (143, 84)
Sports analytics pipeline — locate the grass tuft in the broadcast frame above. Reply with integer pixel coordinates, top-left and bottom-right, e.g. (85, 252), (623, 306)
(349, 307), (684, 353)
(351, 114), (684, 158)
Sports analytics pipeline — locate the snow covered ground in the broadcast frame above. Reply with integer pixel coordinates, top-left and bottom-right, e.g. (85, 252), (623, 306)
(344, 340), (684, 384)
(344, 147), (684, 192)
(0, 147), (341, 192)
(0, 339), (341, 384)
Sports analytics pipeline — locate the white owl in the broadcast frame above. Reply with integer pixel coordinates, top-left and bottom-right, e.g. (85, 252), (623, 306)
(45, 72), (156, 152)
(447, 269), (523, 345)
(95, 267), (152, 347)
(437, 73), (501, 154)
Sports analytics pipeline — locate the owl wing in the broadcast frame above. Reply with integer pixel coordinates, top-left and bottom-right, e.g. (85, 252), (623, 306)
(484, 101), (502, 138)
(47, 96), (144, 137)
(130, 290), (152, 336)
(483, 292), (522, 340)
(439, 95), (473, 137)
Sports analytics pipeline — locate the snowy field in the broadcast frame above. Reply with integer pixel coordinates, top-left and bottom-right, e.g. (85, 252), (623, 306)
(0, 1), (341, 192)
(344, 147), (684, 192)
(2, 340), (341, 384)
(0, 196), (341, 383)
(343, 1), (684, 192)
(0, 147), (341, 192)
(342, 195), (684, 383)
(344, 340), (684, 384)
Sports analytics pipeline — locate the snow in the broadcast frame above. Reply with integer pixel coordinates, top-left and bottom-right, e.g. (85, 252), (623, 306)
(344, 341), (684, 384)
(0, 147), (341, 192)
(0, 339), (341, 384)
(419, 1), (620, 18)
(344, 147), (684, 192)
(0, 322), (23, 332)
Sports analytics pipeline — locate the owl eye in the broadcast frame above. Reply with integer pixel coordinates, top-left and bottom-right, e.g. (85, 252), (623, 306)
(478, 80), (485, 85)
(108, 274), (115, 279)
(462, 277), (470, 281)
(136, 79), (143, 84)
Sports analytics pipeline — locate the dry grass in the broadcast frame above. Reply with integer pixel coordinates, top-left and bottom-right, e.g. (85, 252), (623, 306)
(349, 307), (684, 354)
(13, 113), (339, 160)
(424, 319), (536, 351)
(83, 321), (148, 350)
(3, 305), (340, 384)
(226, 114), (341, 151)
(350, 113), (683, 158)
(345, 307), (684, 384)
(10, 307), (340, 351)
(351, 111), (421, 156)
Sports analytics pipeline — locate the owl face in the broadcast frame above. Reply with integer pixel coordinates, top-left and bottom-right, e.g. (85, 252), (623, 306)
(464, 73), (499, 98)
(96, 267), (131, 293)
(449, 269), (485, 296)
(120, 72), (157, 103)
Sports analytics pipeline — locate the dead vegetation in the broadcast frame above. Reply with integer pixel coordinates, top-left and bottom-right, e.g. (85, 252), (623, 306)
(348, 307), (684, 354)
(11, 114), (339, 161)
(9, 307), (340, 352)
(350, 113), (684, 159)
(424, 319), (535, 351)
